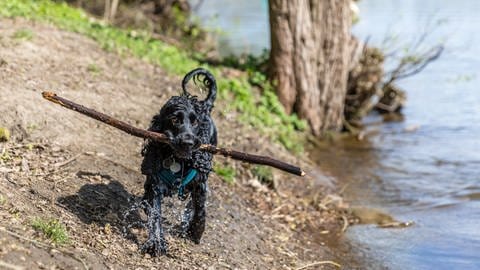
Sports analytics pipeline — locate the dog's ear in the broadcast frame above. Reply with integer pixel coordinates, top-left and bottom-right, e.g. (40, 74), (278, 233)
(182, 68), (217, 109)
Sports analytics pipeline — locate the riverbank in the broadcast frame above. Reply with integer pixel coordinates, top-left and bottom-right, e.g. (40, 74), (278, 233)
(0, 14), (352, 269)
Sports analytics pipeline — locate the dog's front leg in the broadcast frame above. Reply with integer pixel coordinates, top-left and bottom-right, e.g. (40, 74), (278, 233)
(181, 199), (193, 238)
(188, 182), (207, 244)
(142, 185), (167, 256)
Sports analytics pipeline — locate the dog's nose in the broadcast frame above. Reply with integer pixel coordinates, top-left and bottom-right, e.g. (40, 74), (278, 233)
(180, 134), (195, 147)
(182, 139), (194, 147)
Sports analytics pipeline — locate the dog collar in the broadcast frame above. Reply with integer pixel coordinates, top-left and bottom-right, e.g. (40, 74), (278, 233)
(158, 159), (198, 199)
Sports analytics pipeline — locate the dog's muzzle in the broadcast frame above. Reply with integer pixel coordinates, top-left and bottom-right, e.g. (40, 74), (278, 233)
(172, 133), (200, 158)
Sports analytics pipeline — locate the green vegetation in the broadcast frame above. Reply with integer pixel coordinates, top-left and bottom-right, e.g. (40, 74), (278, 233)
(12, 28), (33, 40)
(26, 143), (34, 150)
(252, 165), (274, 188)
(0, 194), (6, 205)
(214, 163), (236, 184)
(0, 0), (307, 152)
(26, 123), (38, 133)
(0, 152), (11, 162)
(32, 218), (69, 245)
(449, 73), (476, 83)
(87, 62), (102, 74)
(0, 127), (10, 142)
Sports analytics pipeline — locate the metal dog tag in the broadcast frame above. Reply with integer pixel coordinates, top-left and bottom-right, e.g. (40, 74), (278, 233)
(170, 162), (181, 173)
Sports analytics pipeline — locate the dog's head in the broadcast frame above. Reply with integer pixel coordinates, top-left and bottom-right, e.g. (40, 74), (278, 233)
(150, 68), (217, 159)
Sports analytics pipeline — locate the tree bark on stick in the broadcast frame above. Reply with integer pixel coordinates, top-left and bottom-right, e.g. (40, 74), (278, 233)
(42, 92), (305, 176)
(269, 0), (353, 135)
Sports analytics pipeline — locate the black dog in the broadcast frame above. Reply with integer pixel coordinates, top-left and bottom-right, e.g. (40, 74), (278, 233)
(140, 68), (217, 256)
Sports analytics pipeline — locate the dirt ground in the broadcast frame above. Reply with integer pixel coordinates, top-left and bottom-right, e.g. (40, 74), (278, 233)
(0, 18), (348, 269)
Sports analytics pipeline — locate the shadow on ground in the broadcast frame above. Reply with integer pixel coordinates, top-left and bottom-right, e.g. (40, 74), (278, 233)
(58, 172), (144, 243)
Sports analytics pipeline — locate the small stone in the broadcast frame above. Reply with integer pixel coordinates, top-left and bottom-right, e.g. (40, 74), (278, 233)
(104, 223), (111, 235)
(21, 158), (29, 172)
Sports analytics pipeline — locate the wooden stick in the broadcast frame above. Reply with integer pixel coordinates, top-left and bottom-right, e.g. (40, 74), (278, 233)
(42, 92), (306, 176)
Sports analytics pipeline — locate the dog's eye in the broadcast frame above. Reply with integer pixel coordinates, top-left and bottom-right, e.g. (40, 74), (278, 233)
(190, 115), (198, 126)
(171, 117), (179, 125)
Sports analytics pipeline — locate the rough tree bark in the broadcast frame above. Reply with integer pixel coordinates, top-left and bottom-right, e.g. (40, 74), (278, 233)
(269, 0), (353, 135)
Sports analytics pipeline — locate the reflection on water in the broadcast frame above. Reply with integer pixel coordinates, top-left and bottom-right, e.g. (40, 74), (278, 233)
(193, 0), (480, 269)
(192, 0), (269, 56)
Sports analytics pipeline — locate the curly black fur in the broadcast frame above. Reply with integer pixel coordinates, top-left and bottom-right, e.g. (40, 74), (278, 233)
(140, 68), (217, 256)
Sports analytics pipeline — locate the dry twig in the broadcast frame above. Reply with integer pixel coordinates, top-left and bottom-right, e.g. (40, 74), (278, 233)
(53, 152), (84, 168)
(295, 260), (341, 269)
(341, 215), (349, 233)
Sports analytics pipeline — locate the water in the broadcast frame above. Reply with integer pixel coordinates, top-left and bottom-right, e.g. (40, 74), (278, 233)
(336, 1), (480, 269)
(121, 194), (201, 241)
(193, 0), (480, 269)
(192, 0), (269, 56)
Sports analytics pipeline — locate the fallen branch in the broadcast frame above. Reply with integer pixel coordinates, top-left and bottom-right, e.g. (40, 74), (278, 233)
(42, 92), (305, 176)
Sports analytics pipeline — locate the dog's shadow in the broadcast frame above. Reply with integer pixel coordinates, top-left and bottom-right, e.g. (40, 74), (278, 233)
(58, 171), (144, 243)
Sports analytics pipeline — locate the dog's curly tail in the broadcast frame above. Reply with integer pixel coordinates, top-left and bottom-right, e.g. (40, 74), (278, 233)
(182, 68), (217, 109)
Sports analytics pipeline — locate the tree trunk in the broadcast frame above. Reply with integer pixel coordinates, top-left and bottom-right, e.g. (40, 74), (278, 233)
(269, 0), (352, 135)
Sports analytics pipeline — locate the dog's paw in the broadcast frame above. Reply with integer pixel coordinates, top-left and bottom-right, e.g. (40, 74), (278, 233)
(185, 229), (202, 244)
(190, 236), (201, 245)
(141, 238), (167, 256)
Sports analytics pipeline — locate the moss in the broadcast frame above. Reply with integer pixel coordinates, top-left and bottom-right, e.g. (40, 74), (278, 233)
(0, 127), (10, 142)
(32, 218), (69, 245)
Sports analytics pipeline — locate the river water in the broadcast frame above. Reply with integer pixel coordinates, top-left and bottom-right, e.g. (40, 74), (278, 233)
(193, 0), (480, 269)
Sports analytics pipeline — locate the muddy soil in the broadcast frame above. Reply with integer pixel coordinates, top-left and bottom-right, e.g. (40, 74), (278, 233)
(0, 18), (346, 269)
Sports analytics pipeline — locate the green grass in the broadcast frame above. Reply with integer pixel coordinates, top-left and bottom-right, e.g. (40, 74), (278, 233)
(0, 152), (11, 162)
(87, 62), (102, 74)
(214, 163), (236, 184)
(0, 127), (10, 142)
(252, 165), (274, 188)
(12, 28), (33, 40)
(0, 0), (306, 152)
(32, 218), (69, 245)
(26, 123), (38, 133)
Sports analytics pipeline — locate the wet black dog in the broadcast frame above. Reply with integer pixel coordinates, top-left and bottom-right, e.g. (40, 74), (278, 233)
(140, 68), (217, 256)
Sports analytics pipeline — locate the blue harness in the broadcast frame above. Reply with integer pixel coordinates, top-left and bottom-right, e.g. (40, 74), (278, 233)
(157, 163), (198, 198)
